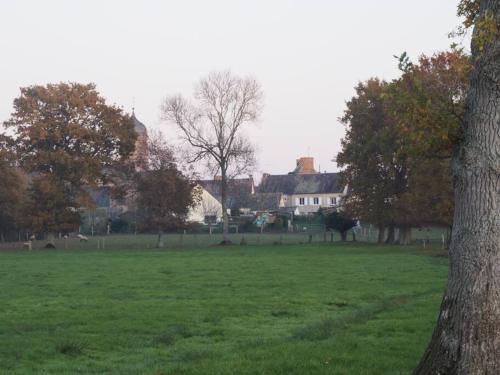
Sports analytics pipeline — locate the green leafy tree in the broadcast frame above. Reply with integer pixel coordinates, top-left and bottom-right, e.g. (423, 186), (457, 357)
(337, 79), (398, 243)
(323, 211), (356, 241)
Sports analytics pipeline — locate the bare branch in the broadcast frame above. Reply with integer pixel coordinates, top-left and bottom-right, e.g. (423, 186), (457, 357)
(161, 71), (263, 239)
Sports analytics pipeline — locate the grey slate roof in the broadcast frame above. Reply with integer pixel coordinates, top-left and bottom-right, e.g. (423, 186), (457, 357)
(248, 192), (282, 211)
(258, 173), (341, 195)
(199, 178), (254, 209)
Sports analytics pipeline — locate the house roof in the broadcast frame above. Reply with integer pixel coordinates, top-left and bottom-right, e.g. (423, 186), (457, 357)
(198, 177), (254, 209)
(258, 173), (342, 195)
(248, 192), (282, 211)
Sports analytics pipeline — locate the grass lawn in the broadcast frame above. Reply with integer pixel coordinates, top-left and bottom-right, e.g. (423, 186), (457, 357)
(0, 242), (447, 374)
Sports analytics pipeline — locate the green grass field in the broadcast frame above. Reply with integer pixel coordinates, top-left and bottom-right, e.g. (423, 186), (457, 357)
(0, 242), (447, 374)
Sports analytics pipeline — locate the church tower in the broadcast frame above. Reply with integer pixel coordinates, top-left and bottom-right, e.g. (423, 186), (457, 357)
(131, 110), (148, 171)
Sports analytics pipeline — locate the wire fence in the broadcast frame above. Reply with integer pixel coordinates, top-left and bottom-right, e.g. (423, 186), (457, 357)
(0, 232), (339, 251)
(0, 225), (449, 251)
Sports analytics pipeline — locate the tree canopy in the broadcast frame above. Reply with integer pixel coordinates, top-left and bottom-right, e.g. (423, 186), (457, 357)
(4, 82), (137, 236)
(337, 50), (470, 244)
(135, 132), (199, 247)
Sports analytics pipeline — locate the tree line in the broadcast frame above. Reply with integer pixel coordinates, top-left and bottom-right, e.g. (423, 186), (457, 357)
(337, 1), (499, 372)
(337, 49), (470, 245)
(0, 72), (263, 246)
(0, 83), (198, 246)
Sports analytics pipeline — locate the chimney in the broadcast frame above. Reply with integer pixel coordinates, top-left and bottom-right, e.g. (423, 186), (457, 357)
(214, 175), (222, 181)
(295, 157), (316, 174)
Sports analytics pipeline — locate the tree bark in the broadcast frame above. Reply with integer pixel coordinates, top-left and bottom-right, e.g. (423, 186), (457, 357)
(377, 225), (385, 244)
(385, 222), (395, 244)
(414, 2), (500, 373)
(397, 227), (412, 246)
(340, 231), (347, 241)
(157, 228), (164, 248)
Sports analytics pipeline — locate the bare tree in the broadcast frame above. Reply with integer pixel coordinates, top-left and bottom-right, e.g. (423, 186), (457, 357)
(162, 71), (263, 243)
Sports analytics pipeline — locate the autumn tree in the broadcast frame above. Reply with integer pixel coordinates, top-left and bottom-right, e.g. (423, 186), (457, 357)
(388, 50), (470, 158)
(24, 175), (81, 237)
(337, 78), (402, 243)
(384, 50), (470, 244)
(162, 71), (262, 243)
(338, 50), (470, 245)
(414, 0), (500, 373)
(135, 132), (199, 247)
(0, 134), (28, 241)
(4, 83), (136, 240)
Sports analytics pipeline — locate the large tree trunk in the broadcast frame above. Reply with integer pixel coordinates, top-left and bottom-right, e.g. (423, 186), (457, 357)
(157, 228), (164, 248)
(385, 222), (395, 244)
(377, 225), (385, 244)
(397, 227), (412, 246)
(414, 2), (500, 373)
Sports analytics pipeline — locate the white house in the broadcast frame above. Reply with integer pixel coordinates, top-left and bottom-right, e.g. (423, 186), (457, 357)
(187, 186), (223, 223)
(258, 157), (346, 214)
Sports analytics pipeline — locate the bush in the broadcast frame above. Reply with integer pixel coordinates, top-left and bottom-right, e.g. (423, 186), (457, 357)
(323, 211), (356, 241)
(110, 218), (129, 233)
(238, 216), (259, 233)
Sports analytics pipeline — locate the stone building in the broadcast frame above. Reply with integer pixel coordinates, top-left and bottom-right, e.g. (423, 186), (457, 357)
(130, 111), (148, 171)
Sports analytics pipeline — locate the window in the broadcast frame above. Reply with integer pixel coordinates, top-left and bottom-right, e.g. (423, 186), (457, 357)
(330, 197), (337, 205)
(313, 197), (319, 205)
(299, 197), (305, 205)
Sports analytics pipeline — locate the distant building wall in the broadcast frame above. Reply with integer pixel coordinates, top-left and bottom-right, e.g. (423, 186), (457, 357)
(187, 186), (223, 223)
(282, 193), (344, 214)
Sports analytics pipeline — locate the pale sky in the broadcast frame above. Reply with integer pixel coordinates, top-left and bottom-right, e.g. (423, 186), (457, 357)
(0, 1), (465, 179)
